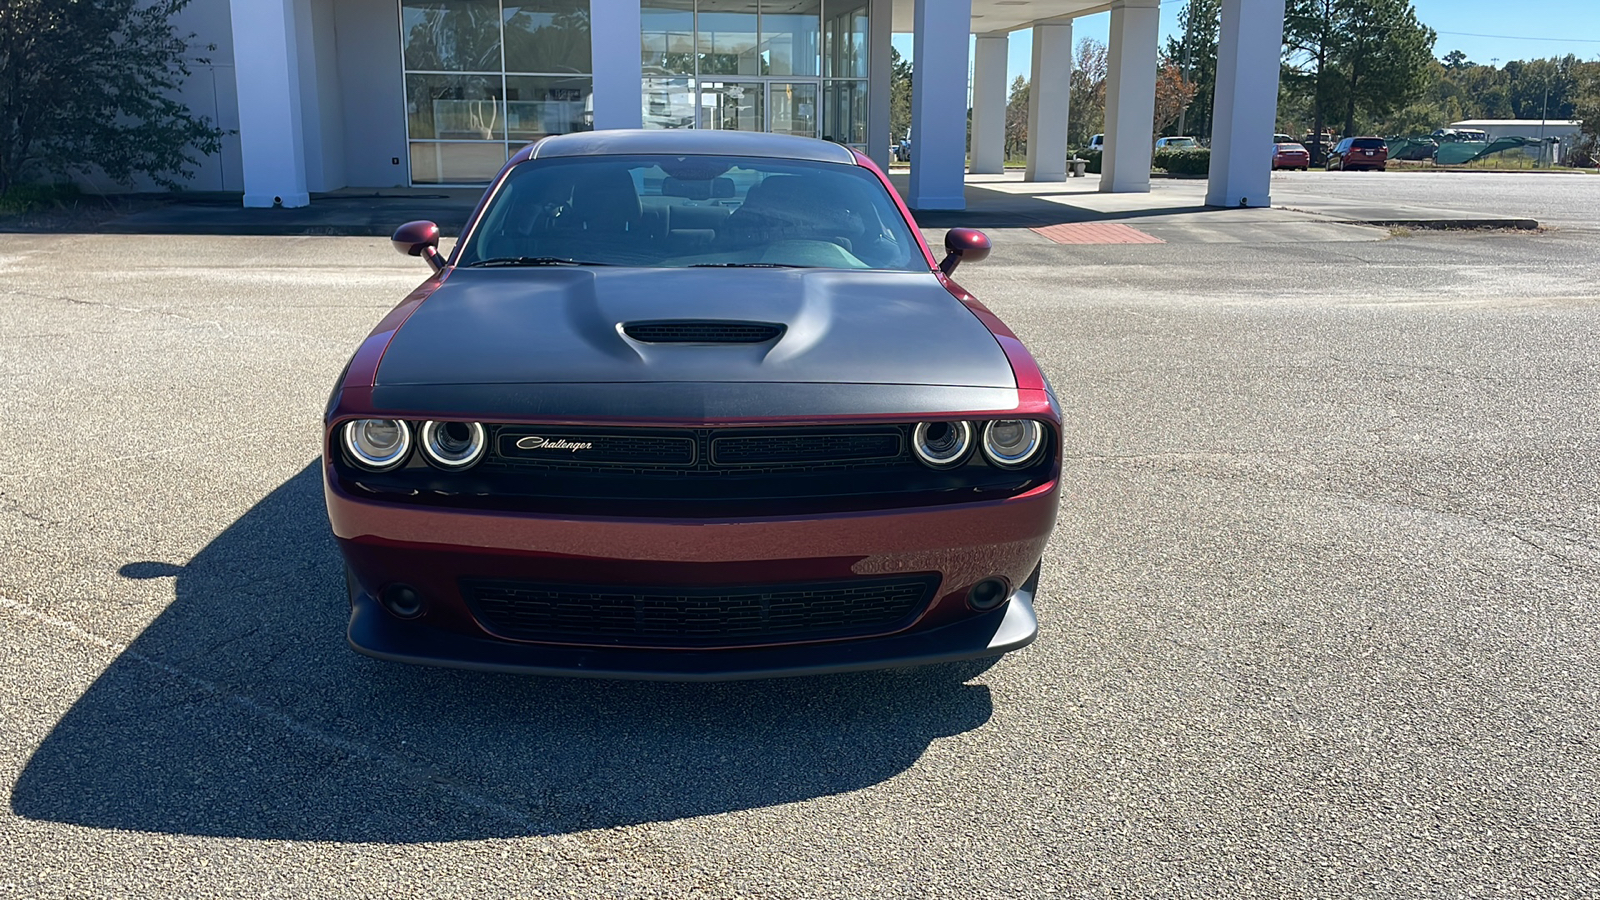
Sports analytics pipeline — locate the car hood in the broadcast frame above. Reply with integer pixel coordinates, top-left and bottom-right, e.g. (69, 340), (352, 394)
(374, 267), (1015, 389)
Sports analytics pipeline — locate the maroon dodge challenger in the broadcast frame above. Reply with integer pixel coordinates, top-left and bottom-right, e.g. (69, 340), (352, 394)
(324, 130), (1060, 680)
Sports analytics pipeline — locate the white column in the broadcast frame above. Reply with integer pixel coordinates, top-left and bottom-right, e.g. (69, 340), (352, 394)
(1205, 0), (1286, 207)
(230, 0), (309, 208)
(907, 0), (972, 209)
(867, 0), (893, 169)
(969, 33), (1008, 174)
(1100, 0), (1159, 193)
(591, 0), (644, 130)
(1024, 19), (1072, 181)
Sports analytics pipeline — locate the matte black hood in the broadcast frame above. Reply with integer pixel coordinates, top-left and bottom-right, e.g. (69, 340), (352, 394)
(375, 268), (1015, 389)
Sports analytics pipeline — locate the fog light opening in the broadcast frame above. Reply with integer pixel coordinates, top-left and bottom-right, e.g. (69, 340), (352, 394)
(379, 584), (425, 619)
(967, 577), (1010, 611)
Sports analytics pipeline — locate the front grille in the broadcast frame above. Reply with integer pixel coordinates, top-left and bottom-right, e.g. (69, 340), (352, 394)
(462, 575), (939, 647)
(623, 320), (785, 344)
(485, 425), (908, 477)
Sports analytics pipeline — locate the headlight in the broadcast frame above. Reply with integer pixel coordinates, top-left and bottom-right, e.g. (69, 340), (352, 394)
(420, 420), (486, 469)
(912, 421), (973, 467)
(981, 419), (1043, 467)
(343, 419), (412, 470)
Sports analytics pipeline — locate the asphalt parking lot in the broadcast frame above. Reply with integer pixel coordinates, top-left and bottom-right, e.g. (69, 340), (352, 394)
(2, 222), (1598, 896)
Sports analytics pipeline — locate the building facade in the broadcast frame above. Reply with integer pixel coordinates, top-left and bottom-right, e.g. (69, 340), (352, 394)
(158, 0), (1287, 211)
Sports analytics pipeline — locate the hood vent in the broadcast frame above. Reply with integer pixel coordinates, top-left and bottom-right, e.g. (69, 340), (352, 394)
(622, 320), (785, 344)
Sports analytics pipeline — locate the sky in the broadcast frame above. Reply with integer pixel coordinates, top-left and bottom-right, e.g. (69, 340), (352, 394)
(890, 0), (1600, 86)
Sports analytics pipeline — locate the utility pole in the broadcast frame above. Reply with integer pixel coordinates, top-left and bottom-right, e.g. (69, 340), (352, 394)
(1177, 2), (1193, 137)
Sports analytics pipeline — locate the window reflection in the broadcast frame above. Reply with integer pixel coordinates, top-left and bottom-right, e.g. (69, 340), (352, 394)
(406, 73), (504, 140)
(401, 0), (503, 71)
(698, 0), (760, 76)
(761, 0), (820, 77)
(822, 0), (868, 79)
(506, 75), (593, 140)
(642, 0), (696, 74)
(504, 1), (592, 73)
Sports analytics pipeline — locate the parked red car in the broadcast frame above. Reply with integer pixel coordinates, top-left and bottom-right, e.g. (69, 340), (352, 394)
(1327, 137), (1388, 171)
(324, 130), (1060, 680)
(1271, 142), (1311, 170)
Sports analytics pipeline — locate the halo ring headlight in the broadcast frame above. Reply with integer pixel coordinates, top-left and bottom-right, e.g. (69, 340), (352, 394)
(982, 419), (1043, 467)
(420, 420), (487, 469)
(343, 419), (412, 471)
(912, 421), (973, 468)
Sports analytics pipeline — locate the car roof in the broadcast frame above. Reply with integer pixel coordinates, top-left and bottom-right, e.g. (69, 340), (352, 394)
(530, 129), (858, 165)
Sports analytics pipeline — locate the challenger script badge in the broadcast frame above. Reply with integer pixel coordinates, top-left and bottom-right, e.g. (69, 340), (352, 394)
(516, 436), (594, 452)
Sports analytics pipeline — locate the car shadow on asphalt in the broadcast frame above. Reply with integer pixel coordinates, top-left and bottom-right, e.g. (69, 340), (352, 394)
(10, 462), (995, 842)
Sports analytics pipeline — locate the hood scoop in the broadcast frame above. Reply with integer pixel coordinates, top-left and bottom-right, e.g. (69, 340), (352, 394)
(622, 320), (785, 344)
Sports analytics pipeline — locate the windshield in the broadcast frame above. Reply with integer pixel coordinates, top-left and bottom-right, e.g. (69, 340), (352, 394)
(457, 154), (925, 271)
(1164, 138), (1198, 147)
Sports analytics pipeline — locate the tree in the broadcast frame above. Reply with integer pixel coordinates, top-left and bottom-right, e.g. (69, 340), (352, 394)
(1441, 49), (1474, 70)
(889, 47), (913, 142)
(0, 0), (223, 194)
(1153, 62), (1199, 136)
(1005, 75), (1029, 159)
(1282, 0), (1434, 157)
(1069, 38), (1108, 147)
(1164, 0), (1221, 138)
(1334, 0), (1435, 136)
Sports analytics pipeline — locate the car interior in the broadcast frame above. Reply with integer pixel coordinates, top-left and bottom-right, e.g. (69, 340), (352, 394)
(464, 156), (921, 271)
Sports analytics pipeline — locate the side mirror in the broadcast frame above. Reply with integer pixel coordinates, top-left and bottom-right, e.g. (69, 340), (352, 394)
(939, 227), (991, 276)
(392, 220), (443, 272)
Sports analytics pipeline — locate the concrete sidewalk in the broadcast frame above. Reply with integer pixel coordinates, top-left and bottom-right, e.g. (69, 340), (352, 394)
(22, 170), (1537, 241)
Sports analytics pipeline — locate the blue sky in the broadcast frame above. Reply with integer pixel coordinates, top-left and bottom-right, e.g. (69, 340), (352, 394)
(891, 0), (1600, 85)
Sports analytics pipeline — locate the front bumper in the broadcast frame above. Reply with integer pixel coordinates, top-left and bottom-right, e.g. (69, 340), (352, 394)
(326, 463), (1058, 679)
(348, 567), (1039, 681)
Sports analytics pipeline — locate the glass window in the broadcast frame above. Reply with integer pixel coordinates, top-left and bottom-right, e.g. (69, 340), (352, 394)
(760, 0), (820, 77)
(506, 75), (593, 141)
(642, 0), (696, 75)
(406, 73), (505, 140)
(822, 79), (866, 144)
(401, 0), (503, 71)
(410, 141), (510, 184)
(700, 81), (765, 131)
(503, 1), (591, 73)
(698, 0), (760, 76)
(822, 0), (867, 78)
(457, 154), (923, 271)
(768, 82), (817, 137)
(643, 77), (698, 128)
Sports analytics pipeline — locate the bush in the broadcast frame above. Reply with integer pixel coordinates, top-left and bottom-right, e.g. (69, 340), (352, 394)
(1072, 149), (1102, 174)
(0, 182), (82, 214)
(1154, 147), (1211, 175)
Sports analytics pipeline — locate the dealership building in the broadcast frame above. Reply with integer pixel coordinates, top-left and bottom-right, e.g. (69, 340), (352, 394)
(164, 0), (1285, 210)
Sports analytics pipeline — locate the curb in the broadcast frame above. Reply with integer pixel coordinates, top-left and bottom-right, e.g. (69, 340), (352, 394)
(1352, 217), (1540, 230)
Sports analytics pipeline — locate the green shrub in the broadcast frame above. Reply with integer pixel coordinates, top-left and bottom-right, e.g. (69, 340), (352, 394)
(0, 182), (82, 214)
(1075, 149), (1102, 174)
(1153, 147), (1211, 176)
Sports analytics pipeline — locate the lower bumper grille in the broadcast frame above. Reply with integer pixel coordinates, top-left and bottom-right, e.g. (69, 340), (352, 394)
(462, 575), (940, 647)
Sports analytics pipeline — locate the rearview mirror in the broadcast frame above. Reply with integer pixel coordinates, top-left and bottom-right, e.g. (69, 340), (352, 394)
(392, 220), (443, 271)
(939, 228), (991, 276)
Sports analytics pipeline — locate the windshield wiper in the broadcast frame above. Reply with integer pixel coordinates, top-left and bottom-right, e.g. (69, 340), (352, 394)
(686, 262), (802, 268)
(466, 256), (615, 268)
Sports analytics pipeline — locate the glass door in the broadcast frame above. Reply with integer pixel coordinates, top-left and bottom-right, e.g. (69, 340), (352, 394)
(767, 81), (819, 138)
(699, 80), (765, 131)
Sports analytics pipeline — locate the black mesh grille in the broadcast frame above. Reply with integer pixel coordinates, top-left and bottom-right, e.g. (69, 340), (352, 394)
(712, 432), (901, 465)
(623, 320), (784, 344)
(462, 575), (939, 646)
(486, 426), (907, 476)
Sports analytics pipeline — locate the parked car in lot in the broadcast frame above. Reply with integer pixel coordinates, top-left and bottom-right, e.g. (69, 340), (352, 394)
(1154, 136), (1199, 150)
(895, 129), (912, 162)
(1088, 133), (1103, 151)
(325, 130), (1060, 681)
(1327, 136), (1388, 171)
(1271, 142), (1311, 170)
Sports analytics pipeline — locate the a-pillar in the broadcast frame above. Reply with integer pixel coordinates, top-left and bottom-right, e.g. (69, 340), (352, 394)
(1205, 0), (1286, 207)
(907, 0), (972, 209)
(969, 32), (1009, 175)
(1100, 0), (1160, 193)
(1024, 19), (1072, 181)
(230, 0), (309, 207)
(591, 0), (644, 129)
